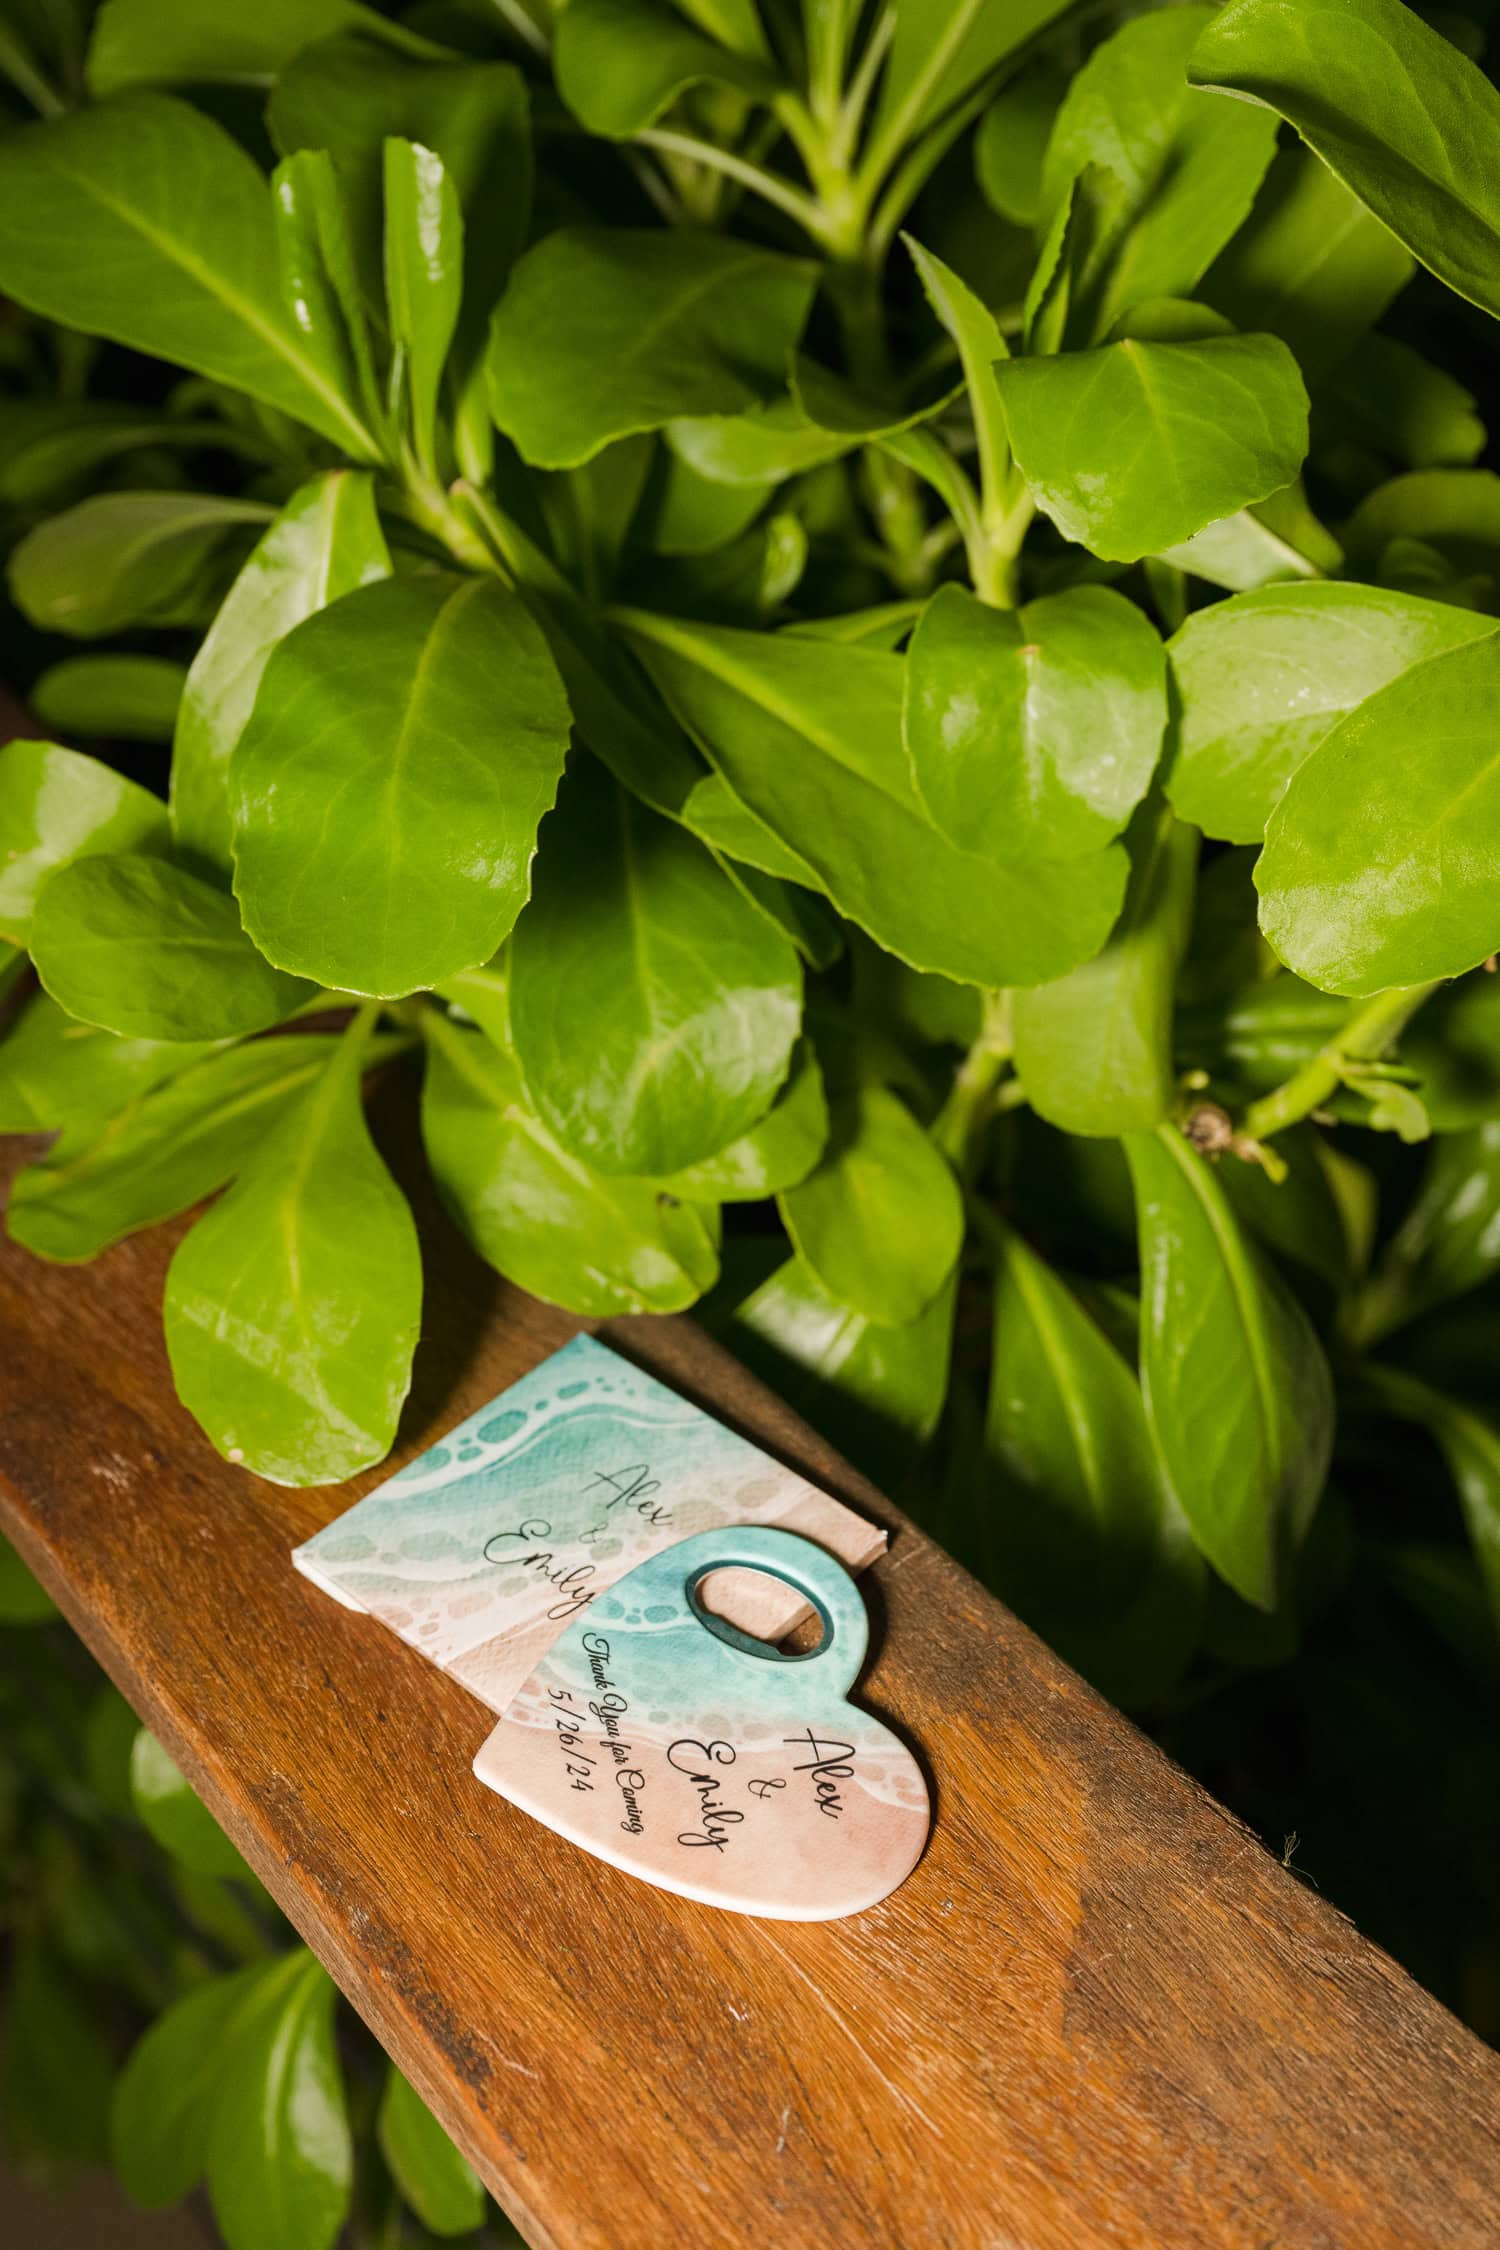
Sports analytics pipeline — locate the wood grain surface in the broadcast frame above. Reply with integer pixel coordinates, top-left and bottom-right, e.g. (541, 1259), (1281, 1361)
(1, 1126), (1497, 2250)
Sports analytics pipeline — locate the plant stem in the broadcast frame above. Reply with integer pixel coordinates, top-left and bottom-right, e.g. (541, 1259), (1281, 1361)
(1239, 980), (1443, 1143)
(626, 146), (683, 225)
(826, 251), (935, 593)
(774, 87), (839, 192)
(833, 8), (895, 167)
(391, 464), (509, 579)
(934, 991), (1013, 1180)
(970, 490), (1034, 607)
(486, 0), (550, 58)
(449, 478), (531, 582)
(0, 22), (63, 118)
(633, 128), (829, 237)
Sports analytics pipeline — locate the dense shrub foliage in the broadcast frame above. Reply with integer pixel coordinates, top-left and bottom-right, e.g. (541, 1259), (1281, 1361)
(2, 0), (1500, 2228)
(0, 1549), (517, 2243)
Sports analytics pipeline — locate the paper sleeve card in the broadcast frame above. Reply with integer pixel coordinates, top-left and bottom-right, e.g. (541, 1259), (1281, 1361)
(293, 1335), (885, 1715)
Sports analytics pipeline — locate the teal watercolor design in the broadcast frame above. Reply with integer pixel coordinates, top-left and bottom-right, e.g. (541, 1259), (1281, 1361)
(581, 1524), (871, 1726)
(293, 1336), (829, 1702)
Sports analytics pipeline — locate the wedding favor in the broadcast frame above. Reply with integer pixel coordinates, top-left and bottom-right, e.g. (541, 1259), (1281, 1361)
(475, 1524), (930, 1920)
(294, 1335), (884, 1715)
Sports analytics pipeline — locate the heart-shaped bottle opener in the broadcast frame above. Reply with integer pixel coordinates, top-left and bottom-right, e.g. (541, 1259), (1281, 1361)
(473, 1525), (930, 1921)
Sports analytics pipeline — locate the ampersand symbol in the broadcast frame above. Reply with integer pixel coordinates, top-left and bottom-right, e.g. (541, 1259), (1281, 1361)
(748, 1777), (787, 1799)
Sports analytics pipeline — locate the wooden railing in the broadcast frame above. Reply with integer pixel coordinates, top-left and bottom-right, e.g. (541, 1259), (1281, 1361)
(1, 1131), (1496, 2249)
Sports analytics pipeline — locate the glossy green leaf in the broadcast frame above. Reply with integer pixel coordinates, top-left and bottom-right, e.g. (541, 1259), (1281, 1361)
(1428, 1406), (1500, 1634)
(680, 769), (821, 889)
(1155, 480), (1339, 595)
(111, 1967), (263, 2211)
(31, 854), (310, 1043)
(994, 333), (1309, 562)
(173, 472), (391, 879)
(646, 449), (774, 552)
(231, 574), (571, 997)
(509, 755), (801, 1175)
(975, 62), (1067, 226)
(985, 1218), (1202, 1704)
(164, 1013), (421, 1484)
(674, 0), (767, 55)
(1203, 147), (1414, 380)
(555, 0), (775, 133)
(1367, 1368), (1500, 1632)
(0, 95), (379, 454)
(377, 2067), (485, 2239)
(130, 1730), (248, 1879)
(654, 1037), (827, 1198)
(721, 858), (843, 976)
(9, 491), (273, 639)
(904, 582), (1165, 860)
(488, 229), (816, 469)
(1341, 468), (1500, 577)
(420, 1011), (719, 1316)
(433, 955), (509, 1045)
(269, 44), (531, 387)
(902, 236), (1011, 531)
(0, 739), (168, 940)
(1126, 1124), (1334, 1609)
(795, 352), (960, 444)
(728, 1254), (955, 1471)
(270, 147), (381, 447)
(1359, 1123), (1500, 1341)
(869, 0), (1074, 159)
(779, 1083), (962, 1325)
(1038, 6), (1278, 335)
(1190, 0), (1500, 322)
(1024, 161), (1118, 354)
(1219, 1123), (1360, 1291)
(666, 397), (850, 489)
(1167, 583), (1492, 844)
(8, 1034), (388, 1263)
(0, 992), (221, 1136)
(86, 0), (413, 94)
(1324, 335), (1485, 470)
(206, 1952), (352, 2250)
(619, 611), (1129, 988)
(1106, 296), (1237, 346)
(0, 399), (242, 508)
(474, 506), (706, 824)
(31, 656), (185, 744)
(383, 138), (462, 471)
(851, 938), (982, 1048)
(1257, 629), (1500, 994)
(1012, 801), (1196, 1136)
(556, 434), (656, 594)
(785, 604), (923, 650)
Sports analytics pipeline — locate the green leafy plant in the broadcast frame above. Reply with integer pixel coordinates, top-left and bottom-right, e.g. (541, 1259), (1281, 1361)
(1, 0), (1499, 2122)
(0, 1533), (516, 2246)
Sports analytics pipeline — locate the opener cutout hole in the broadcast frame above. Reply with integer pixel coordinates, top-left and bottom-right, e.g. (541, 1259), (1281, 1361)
(689, 1562), (831, 1662)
